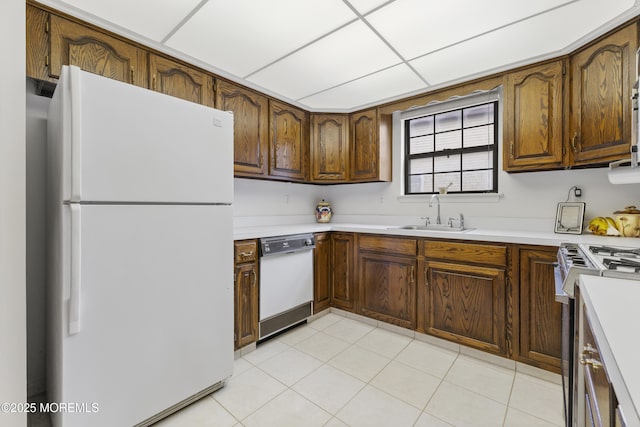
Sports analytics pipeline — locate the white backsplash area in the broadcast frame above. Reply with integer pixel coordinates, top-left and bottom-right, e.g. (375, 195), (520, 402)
(235, 168), (640, 232)
(233, 178), (327, 222)
(326, 168), (640, 232)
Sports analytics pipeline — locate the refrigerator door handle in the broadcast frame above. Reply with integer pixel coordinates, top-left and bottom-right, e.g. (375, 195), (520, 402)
(70, 65), (82, 202)
(69, 203), (82, 334)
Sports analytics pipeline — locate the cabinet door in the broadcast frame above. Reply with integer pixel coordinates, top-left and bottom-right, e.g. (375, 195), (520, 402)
(149, 54), (214, 107)
(269, 100), (309, 181)
(310, 114), (349, 182)
(27, 5), (54, 84)
(350, 109), (379, 181)
(519, 248), (562, 372)
(570, 23), (637, 165)
(49, 15), (148, 87)
(313, 233), (331, 313)
(216, 80), (269, 177)
(331, 232), (356, 311)
(425, 261), (506, 355)
(234, 262), (259, 349)
(503, 60), (565, 171)
(359, 252), (416, 329)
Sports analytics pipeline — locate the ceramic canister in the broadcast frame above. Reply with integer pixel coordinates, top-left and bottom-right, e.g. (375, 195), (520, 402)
(315, 200), (332, 223)
(613, 205), (640, 237)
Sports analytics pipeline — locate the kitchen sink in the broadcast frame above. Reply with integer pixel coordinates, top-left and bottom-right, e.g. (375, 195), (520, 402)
(390, 224), (473, 232)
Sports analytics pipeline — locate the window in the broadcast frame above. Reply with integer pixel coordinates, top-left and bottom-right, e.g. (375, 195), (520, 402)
(404, 97), (498, 195)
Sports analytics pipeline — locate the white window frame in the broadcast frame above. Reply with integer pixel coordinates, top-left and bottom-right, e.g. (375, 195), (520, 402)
(395, 88), (503, 202)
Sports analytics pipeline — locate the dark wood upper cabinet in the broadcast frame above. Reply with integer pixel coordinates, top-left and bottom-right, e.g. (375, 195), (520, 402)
(349, 109), (391, 182)
(518, 247), (562, 373)
(48, 14), (148, 87)
(269, 100), (309, 181)
(216, 80), (269, 177)
(310, 114), (349, 182)
(149, 54), (214, 107)
(29, 3), (640, 181)
(503, 60), (565, 171)
(26, 5), (53, 84)
(569, 23), (637, 166)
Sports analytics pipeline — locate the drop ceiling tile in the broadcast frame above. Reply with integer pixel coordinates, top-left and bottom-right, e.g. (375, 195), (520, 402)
(299, 64), (426, 110)
(247, 20), (402, 101)
(366, 0), (573, 60)
(165, 0), (356, 78)
(347, 0), (393, 15)
(410, 0), (637, 87)
(54, 0), (202, 41)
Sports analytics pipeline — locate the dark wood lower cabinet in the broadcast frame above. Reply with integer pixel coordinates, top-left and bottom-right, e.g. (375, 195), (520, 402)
(331, 233), (356, 311)
(234, 240), (259, 350)
(313, 233), (331, 313)
(358, 236), (417, 329)
(518, 247), (562, 372)
(247, 232), (560, 373)
(423, 260), (507, 355)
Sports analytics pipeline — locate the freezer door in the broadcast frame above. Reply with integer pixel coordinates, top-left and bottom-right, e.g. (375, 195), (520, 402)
(51, 66), (233, 204)
(53, 204), (233, 427)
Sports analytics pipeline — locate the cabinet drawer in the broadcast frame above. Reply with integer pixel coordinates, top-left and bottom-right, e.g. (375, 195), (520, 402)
(234, 240), (258, 263)
(359, 235), (417, 256)
(423, 240), (506, 266)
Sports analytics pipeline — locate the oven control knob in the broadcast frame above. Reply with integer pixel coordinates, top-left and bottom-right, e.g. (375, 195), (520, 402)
(304, 238), (313, 246)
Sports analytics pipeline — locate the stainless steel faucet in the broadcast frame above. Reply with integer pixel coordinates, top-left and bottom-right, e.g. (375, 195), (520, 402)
(429, 194), (441, 224)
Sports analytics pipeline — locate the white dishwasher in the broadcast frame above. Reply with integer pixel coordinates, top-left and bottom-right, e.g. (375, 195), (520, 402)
(259, 233), (315, 339)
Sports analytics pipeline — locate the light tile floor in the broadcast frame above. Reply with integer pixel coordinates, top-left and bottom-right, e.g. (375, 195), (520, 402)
(30, 311), (565, 427)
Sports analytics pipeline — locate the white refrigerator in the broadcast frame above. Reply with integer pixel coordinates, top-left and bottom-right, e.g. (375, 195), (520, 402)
(46, 65), (234, 427)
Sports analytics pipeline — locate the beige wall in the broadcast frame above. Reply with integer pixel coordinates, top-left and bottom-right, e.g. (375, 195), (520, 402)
(0, 0), (27, 426)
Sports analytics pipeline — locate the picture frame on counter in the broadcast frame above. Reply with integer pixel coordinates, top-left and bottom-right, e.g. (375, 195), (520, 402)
(555, 202), (586, 234)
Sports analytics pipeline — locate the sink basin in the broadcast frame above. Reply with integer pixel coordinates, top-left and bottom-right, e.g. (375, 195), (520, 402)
(391, 224), (472, 232)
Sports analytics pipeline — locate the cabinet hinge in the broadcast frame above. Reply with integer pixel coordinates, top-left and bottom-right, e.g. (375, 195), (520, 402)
(45, 21), (49, 33)
(45, 55), (49, 67)
(562, 65), (566, 75)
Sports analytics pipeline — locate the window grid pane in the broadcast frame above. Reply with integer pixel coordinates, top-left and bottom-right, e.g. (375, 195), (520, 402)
(405, 101), (497, 195)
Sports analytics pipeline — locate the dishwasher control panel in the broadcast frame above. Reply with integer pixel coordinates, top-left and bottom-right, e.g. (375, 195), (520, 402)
(260, 233), (315, 256)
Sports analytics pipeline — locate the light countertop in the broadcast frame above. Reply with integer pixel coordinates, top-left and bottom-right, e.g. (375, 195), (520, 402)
(234, 221), (640, 247)
(579, 275), (640, 427)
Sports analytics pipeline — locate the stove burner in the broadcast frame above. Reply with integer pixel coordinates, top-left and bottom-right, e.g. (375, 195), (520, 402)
(602, 257), (640, 272)
(589, 245), (640, 258)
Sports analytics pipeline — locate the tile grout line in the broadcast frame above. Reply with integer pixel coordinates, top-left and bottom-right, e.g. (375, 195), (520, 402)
(233, 313), (563, 426)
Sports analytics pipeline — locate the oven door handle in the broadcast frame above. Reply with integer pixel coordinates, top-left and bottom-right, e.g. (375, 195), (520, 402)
(554, 263), (570, 304)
